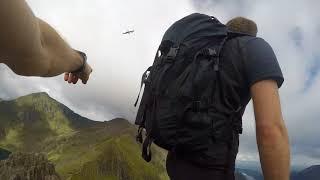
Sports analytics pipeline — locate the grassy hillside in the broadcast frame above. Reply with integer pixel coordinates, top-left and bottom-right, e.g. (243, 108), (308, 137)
(0, 92), (96, 152)
(0, 93), (168, 180)
(70, 135), (167, 180)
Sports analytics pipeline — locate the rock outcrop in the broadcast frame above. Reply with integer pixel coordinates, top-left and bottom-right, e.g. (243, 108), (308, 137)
(0, 152), (61, 180)
(0, 148), (11, 160)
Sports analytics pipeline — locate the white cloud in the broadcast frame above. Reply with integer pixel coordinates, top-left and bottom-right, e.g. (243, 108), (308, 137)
(0, 0), (319, 167)
(0, 0), (196, 121)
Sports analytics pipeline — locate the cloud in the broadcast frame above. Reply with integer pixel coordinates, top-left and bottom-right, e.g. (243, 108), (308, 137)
(0, 0), (196, 121)
(0, 0), (319, 167)
(304, 56), (320, 90)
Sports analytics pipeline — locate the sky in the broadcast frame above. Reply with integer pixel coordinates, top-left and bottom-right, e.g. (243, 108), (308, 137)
(0, 0), (319, 168)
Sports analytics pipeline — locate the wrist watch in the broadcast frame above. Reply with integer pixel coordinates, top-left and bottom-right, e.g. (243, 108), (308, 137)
(72, 50), (87, 73)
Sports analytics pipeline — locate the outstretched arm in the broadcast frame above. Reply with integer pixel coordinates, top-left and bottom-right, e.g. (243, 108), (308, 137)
(251, 80), (290, 180)
(0, 0), (92, 83)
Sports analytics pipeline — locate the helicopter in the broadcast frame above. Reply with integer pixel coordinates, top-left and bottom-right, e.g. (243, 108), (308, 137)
(122, 30), (135, 35)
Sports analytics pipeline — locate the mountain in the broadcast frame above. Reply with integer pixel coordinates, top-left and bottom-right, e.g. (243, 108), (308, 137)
(236, 168), (262, 180)
(235, 172), (255, 180)
(0, 152), (61, 180)
(2, 92), (308, 180)
(0, 92), (168, 180)
(0, 92), (99, 151)
(236, 161), (262, 173)
(292, 165), (320, 180)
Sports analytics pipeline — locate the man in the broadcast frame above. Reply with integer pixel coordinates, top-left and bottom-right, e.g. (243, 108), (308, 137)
(135, 14), (290, 180)
(0, 0), (92, 84)
(166, 17), (290, 180)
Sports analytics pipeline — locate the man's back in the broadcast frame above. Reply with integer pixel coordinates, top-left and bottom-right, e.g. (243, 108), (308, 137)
(166, 34), (286, 180)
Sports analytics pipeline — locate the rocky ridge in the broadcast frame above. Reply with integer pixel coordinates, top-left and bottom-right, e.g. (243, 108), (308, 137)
(0, 152), (61, 180)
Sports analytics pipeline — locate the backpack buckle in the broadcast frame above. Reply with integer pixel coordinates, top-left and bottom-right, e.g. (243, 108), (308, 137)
(208, 48), (217, 57)
(192, 100), (210, 112)
(208, 48), (220, 71)
(192, 101), (201, 112)
(166, 47), (179, 60)
(199, 48), (217, 57)
(136, 126), (144, 143)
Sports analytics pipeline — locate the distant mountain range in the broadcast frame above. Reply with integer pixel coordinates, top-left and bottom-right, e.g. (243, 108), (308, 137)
(291, 165), (320, 180)
(0, 92), (319, 180)
(235, 168), (261, 180)
(235, 165), (320, 180)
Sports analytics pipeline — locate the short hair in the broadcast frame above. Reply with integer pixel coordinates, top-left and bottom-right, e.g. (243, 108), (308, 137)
(226, 17), (258, 37)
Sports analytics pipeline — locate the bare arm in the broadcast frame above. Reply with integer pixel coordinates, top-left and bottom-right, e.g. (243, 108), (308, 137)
(251, 80), (290, 180)
(0, 0), (91, 83)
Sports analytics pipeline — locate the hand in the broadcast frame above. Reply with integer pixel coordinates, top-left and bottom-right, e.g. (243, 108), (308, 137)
(64, 62), (93, 84)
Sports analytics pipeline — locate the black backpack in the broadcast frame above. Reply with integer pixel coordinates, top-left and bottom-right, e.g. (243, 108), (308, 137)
(134, 13), (245, 165)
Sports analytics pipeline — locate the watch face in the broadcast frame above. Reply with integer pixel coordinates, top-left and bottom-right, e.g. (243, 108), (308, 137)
(79, 51), (87, 60)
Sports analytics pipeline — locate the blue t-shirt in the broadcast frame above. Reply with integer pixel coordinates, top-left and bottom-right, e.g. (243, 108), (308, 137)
(220, 36), (284, 109)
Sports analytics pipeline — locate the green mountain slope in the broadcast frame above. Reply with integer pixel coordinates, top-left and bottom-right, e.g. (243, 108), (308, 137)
(0, 92), (97, 151)
(70, 135), (167, 180)
(0, 92), (168, 180)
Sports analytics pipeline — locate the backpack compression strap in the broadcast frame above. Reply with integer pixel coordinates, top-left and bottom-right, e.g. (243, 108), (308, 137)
(140, 43), (180, 163)
(207, 35), (243, 177)
(134, 66), (152, 107)
(142, 134), (153, 162)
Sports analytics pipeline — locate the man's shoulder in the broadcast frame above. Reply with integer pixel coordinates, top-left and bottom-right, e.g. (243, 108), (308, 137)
(225, 36), (274, 59)
(228, 35), (266, 48)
